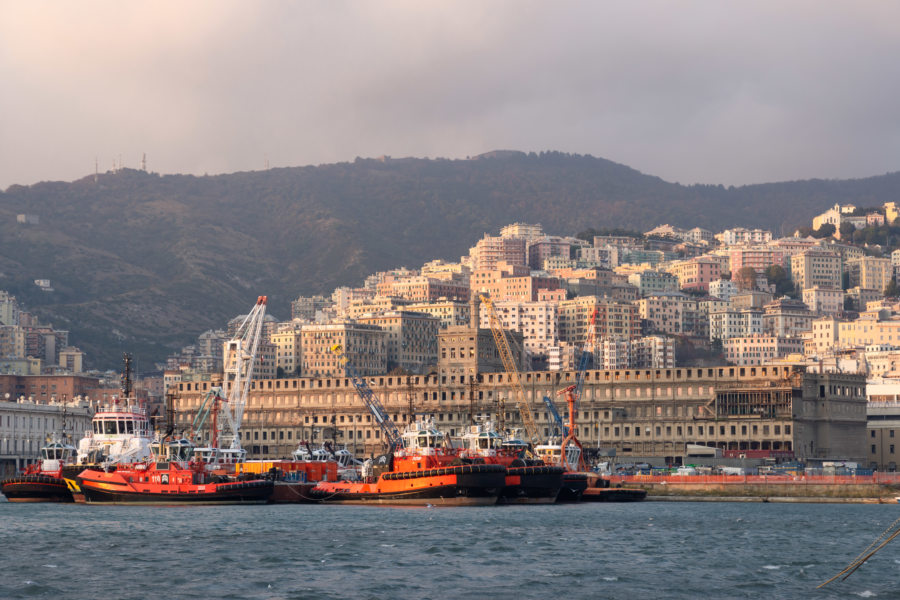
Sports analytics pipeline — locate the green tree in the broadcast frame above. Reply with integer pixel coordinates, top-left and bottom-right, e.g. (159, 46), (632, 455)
(812, 223), (836, 238)
(735, 266), (757, 291)
(885, 278), (899, 298)
(765, 265), (795, 297)
(839, 222), (856, 238)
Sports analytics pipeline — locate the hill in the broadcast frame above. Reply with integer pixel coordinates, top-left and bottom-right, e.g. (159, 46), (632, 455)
(1, 151), (898, 369)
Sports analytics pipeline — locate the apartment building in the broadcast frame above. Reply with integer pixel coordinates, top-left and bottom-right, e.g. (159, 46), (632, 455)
(847, 256), (892, 293)
(803, 287), (845, 316)
(723, 335), (805, 366)
(636, 293), (699, 336)
(762, 298), (814, 337)
(404, 300), (471, 329)
(719, 228), (773, 245)
(709, 279), (738, 301)
(477, 300), (558, 358)
(471, 262), (560, 302)
(729, 246), (787, 276)
(466, 234), (527, 271)
(271, 329), (303, 377)
(791, 249), (842, 292)
(709, 309), (763, 341)
(300, 322), (387, 378)
(357, 311), (440, 374)
(628, 270), (680, 297)
(558, 296), (641, 345)
(667, 257), (722, 292)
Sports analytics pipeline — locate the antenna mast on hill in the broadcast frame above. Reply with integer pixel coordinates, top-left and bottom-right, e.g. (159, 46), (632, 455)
(141, 153), (147, 172)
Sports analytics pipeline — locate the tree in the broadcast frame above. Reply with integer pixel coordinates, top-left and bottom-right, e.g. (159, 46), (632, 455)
(839, 222), (856, 239)
(885, 278), (899, 298)
(812, 223), (836, 238)
(765, 265), (795, 297)
(735, 266), (758, 291)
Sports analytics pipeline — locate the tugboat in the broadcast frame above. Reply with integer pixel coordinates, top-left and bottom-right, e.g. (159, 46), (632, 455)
(64, 355), (156, 501)
(457, 420), (564, 504)
(1, 439), (79, 502)
(76, 438), (273, 504)
(312, 418), (506, 506)
(541, 386), (646, 503)
(234, 442), (345, 504)
(534, 439), (590, 502)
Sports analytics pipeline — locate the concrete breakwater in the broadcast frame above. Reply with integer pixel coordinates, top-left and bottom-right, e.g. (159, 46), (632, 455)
(611, 474), (900, 502)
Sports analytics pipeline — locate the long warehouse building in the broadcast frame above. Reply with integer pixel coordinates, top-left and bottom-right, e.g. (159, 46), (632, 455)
(171, 364), (867, 466)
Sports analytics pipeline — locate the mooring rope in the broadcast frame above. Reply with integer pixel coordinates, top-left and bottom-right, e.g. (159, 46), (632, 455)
(817, 514), (900, 588)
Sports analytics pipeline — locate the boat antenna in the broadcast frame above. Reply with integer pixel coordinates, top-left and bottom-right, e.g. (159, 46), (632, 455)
(121, 353), (133, 399)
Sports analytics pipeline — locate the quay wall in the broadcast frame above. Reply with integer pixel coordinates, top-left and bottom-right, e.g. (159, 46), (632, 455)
(612, 474), (900, 499)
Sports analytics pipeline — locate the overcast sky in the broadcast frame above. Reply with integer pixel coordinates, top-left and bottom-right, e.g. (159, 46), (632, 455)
(2, 1), (899, 190)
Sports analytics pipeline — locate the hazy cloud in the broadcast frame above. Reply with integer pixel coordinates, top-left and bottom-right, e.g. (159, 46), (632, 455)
(2, 1), (899, 189)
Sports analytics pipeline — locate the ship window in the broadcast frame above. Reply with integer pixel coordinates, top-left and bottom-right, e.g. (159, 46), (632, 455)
(104, 421), (116, 435)
(125, 421), (134, 434)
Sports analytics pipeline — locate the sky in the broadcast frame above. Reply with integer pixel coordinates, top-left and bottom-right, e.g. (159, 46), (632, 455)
(2, 1), (899, 190)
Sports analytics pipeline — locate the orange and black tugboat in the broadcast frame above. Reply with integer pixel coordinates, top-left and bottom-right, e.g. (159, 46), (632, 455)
(76, 438), (273, 504)
(457, 420), (564, 504)
(312, 418), (505, 506)
(312, 345), (506, 506)
(1, 440), (79, 503)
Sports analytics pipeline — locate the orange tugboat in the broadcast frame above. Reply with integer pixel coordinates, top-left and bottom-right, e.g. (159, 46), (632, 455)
(1, 440), (79, 502)
(312, 418), (505, 506)
(76, 438), (273, 504)
(312, 345), (506, 506)
(457, 421), (564, 504)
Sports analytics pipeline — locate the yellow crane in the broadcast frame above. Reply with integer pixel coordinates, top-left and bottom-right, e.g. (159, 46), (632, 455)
(479, 294), (541, 446)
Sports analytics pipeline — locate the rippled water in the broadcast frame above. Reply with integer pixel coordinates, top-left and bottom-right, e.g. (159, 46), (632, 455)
(1, 498), (898, 599)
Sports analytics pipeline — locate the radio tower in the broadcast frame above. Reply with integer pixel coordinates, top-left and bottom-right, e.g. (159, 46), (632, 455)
(94, 157), (99, 183)
(141, 153), (147, 172)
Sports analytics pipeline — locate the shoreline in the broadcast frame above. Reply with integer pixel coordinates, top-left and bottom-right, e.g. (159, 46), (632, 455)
(647, 495), (900, 504)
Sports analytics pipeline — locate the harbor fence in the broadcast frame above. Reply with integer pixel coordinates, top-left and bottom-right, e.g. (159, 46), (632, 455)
(609, 473), (900, 486)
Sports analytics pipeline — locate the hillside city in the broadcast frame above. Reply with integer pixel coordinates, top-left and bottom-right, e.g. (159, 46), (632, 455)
(3, 201), (900, 473)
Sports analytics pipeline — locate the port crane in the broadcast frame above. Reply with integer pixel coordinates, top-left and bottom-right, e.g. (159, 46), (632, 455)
(479, 294), (541, 447)
(214, 296), (268, 454)
(331, 344), (405, 452)
(554, 307), (598, 471)
(573, 307), (599, 408)
(543, 308), (597, 442)
(542, 395), (566, 438)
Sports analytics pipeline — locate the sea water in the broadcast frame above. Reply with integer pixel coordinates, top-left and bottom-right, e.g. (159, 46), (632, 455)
(0, 500), (897, 599)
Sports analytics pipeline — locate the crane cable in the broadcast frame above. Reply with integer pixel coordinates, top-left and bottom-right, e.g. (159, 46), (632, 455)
(817, 514), (900, 588)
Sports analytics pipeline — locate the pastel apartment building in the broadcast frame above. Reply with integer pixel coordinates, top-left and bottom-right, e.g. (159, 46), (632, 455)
(790, 249), (842, 292)
(667, 257), (722, 292)
(723, 335), (805, 366)
(847, 256), (892, 293)
(803, 286), (845, 316)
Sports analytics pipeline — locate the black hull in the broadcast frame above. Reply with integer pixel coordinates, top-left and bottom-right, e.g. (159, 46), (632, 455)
(0, 475), (73, 503)
(582, 487), (648, 502)
(499, 465), (565, 505)
(77, 477), (273, 505)
(269, 481), (319, 504)
(314, 468), (506, 506)
(557, 472), (589, 502)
